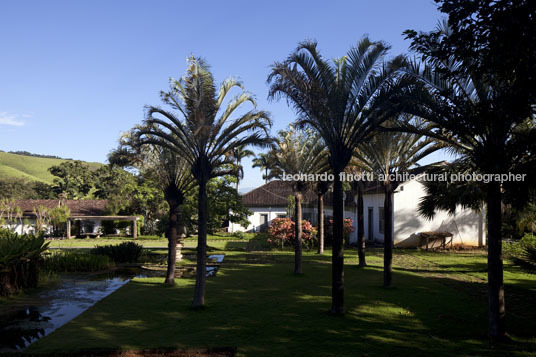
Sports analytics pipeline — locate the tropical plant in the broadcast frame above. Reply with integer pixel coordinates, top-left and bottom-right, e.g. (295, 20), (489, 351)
(0, 228), (49, 296)
(315, 180), (330, 255)
(325, 217), (355, 246)
(48, 205), (71, 237)
(110, 125), (195, 284)
(267, 217), (316, 250)
(252, 152), (274, 184)
(394, 11), (536, 340)
(345, 164), (367, 266)
(90, 242), (143, 263)
(229, 145), (254, 191)
(139, 57), (271, 306)
(43, 251), (111, 272)
(266, 126), (328, 274)
(268, 38), (404, 313)
(354, 117), (440, 287)
(33, 205), (50, 233)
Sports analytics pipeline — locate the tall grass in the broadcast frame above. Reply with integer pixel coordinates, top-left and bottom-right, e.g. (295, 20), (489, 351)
(43, 251), (111, 272)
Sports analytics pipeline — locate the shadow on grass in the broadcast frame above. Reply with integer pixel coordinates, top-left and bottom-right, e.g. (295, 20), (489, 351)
(26, 252), (536, 357)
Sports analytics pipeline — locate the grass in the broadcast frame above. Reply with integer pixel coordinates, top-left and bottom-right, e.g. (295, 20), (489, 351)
(47, 234), (257, 250)
(43, 250), (111, 272)
(26, 247), (536, 356)
(0, 151), (102, 184)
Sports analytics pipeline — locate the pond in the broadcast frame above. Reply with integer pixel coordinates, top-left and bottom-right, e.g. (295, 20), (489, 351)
(0, 254), (225, 352)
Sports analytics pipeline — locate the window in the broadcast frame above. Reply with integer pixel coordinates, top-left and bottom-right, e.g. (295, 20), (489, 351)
(379, 207), (384, 234)
(277, 214), (287, 218)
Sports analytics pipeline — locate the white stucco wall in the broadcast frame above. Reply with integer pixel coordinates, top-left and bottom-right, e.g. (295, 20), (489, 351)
(393, 179), (485, 247)
(229, 207), (288, 233)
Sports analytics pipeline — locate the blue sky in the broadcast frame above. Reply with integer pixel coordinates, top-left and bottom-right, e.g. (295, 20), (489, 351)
(0, 0), (447, 191)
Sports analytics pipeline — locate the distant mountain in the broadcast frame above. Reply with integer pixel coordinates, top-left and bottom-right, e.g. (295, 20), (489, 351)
(0, 151), (103, 184)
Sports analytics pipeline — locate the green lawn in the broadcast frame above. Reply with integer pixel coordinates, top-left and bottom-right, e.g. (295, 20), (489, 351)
(47, 234), (255, 250)
(26, 248), (536, 356)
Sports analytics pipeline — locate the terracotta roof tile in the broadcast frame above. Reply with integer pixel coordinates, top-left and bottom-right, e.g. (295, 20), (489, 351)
(9, 200), (108, 217)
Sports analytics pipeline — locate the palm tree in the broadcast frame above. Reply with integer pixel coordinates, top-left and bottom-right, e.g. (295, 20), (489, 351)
(315, 180), (330, 255)
(266, 126), (328, 274)
(252, 153), (272, 184)
(139, 57), (271, 307)
(268, 38), (404, 313)
(229, 145), (254, 191)
(345, 164), (367, 266)
(395, 22), (536, 339)
(110, 125), (195, 285)
(354, 117), (440, 287)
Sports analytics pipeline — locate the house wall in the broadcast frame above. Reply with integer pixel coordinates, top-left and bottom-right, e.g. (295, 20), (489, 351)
(1, 219), (40, 235)
(393, 179), (485, 247)
(229, 207), (288, 233)
(2, 218), (105, 236)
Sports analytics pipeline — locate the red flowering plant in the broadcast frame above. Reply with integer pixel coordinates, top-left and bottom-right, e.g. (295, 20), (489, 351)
(267, 217), (317, 250)
(324, 217), (354, 246)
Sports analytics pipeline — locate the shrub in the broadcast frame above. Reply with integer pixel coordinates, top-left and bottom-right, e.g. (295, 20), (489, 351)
(0, 228), (49, 296)
(503, 233), (536, 259)
(90, 242), (143, 263)
(232, 231), (246, 240)
(43, 251), (111, 272)
(324, 217), (354, 246)
(267, 218), (316, 249)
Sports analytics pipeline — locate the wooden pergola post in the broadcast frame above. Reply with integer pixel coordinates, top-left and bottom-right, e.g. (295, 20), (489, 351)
(66, 219), (71, 239)
(133, 218), (137, 239)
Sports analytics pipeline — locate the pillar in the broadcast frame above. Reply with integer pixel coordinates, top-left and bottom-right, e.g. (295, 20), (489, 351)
(66, 219), (71, 239)
(133, 218), (137, 238)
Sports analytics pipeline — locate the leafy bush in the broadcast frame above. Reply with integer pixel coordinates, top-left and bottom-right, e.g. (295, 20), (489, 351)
(512, 245), (536, 274)
(267, 218), (316, 249)
(43, 251), (111, 272)
(90, 242), (143, 263)
(0, 228), (49, 296)
(325, 217), (354, 246)
(503, 233), (536, 259)
(232, 231), (246, 240)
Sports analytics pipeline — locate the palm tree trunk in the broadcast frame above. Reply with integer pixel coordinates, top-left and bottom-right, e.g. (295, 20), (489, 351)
(357, 182), (366, 267)
(487, 181), (505, 342)
(165, 202), (179, 284)
(317, 193), (324, 254)
(383, 180), (393, 287)
(331, 171), (345, 314)
(193, 179), (208, 307)
(294, 191), (303, 274)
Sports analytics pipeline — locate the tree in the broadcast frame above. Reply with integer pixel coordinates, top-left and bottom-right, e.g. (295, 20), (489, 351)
(344, 164), (367, 266)
(268, 38), (404, 313)
(354, 117), (440, 287)
(266, 126), (328, 274)
(229, 145), (254, 191)
(315, 180), (330, 254)
(139, 57), (271, 306)
(252, 153), (273, 184)
(397, 10), (536, 340)
(110, 126), (195, 285)
(49, 161), (94, 199)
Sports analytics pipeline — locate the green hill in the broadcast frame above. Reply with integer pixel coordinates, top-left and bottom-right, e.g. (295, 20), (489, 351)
(0, 151), (103, 184)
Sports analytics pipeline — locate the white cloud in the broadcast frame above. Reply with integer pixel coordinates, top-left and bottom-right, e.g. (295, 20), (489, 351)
(0, 112), (26, 126)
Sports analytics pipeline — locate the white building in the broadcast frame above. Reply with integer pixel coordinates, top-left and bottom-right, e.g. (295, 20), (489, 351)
(231, 178), (485, 248)
(1, 200), (139, 238)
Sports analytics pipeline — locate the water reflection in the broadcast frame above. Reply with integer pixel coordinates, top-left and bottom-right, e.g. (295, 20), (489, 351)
(0, 254), (225, 352)
(0, 276), (129, 352)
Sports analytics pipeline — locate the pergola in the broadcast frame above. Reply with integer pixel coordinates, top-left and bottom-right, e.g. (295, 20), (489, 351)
(66, 215), (140, 239)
